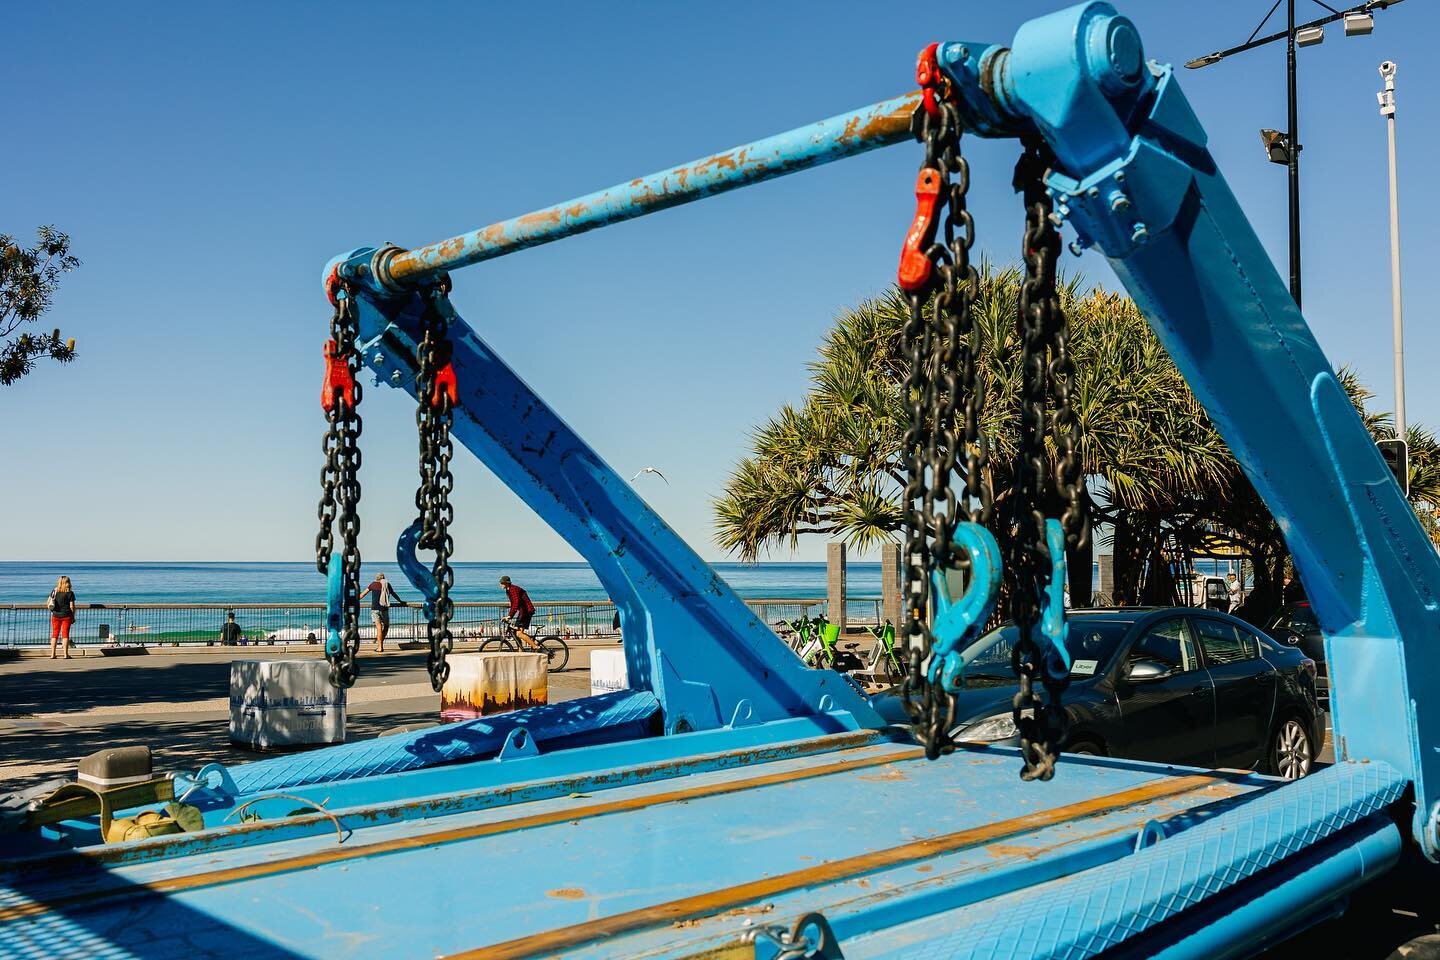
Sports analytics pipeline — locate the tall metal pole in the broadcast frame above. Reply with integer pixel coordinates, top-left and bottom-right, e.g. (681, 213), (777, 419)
(1379, 61), (1405, 436)
(1287, 0), (1303, 308)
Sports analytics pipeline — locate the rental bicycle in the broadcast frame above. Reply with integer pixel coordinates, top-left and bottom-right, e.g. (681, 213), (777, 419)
(478, 618), (571, 672)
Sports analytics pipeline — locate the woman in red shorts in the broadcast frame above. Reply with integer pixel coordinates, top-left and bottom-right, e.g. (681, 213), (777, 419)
(47, 575), (76, 659)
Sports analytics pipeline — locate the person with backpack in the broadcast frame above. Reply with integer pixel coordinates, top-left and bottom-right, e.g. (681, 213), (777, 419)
(359, 572), (406, 653)
(47, 575), (77, 660)
(499, 576), (537, 648)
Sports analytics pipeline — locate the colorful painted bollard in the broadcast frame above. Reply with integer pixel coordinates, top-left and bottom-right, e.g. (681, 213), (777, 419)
(229, 660), (346, 750)
(589, 648), (628, 696)
(440, 652), (548, 721)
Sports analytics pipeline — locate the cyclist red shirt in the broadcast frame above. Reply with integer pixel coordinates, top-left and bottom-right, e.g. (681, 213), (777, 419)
(504, 582), (535, 628)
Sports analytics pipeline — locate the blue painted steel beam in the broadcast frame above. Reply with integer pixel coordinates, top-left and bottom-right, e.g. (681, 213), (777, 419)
(936, 0), (1440, 856)
(321, 278), (881, 737)
(339, 92), (920, 290)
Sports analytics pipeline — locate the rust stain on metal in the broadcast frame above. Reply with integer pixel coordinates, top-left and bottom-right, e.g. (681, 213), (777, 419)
(856, 767), (908, 783)
(0, 745), (919, 924)
(443, 772), (1240, 960)
(547, 888), (587, 900)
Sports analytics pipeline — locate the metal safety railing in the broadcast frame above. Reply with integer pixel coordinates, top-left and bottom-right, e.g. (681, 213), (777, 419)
(0, 598), (886, 647)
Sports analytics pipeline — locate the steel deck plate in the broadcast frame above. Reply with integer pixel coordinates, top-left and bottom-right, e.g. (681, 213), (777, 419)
(0, 737), (1289, 960)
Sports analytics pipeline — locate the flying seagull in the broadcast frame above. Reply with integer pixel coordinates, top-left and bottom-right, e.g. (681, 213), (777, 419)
(631, 466), (670, 485)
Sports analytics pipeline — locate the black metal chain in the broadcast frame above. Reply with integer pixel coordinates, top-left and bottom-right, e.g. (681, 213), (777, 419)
(316, 285), (363, 689)
(1009, 136), (1087, 781)
(415, 284), (456, 692)
(899, 93), (991, 761)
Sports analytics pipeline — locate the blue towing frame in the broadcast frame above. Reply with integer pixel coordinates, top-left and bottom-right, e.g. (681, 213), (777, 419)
(3, 3), (1437, 957)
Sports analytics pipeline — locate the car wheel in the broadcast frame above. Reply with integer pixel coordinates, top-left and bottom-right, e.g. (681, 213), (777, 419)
(1270, 716), (1313, 780)
(1068, 740), (1103, 757)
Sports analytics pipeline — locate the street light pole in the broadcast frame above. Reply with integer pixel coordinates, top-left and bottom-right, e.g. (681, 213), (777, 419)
(1186, 0), (1409, 310)
(1286, 0), (1302, 308)
(1379, 60), (1405, 437)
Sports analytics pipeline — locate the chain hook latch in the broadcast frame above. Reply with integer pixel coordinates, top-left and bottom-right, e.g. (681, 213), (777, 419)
(898, 168), (945, 293)
(321, 338), (357, 413)
(915, 40), (947, 119)
(324, 550), (344, 658)
(396, 520), (439, 624)
(1039, 518), (1071, 682)
(927, 523), (1002, 693)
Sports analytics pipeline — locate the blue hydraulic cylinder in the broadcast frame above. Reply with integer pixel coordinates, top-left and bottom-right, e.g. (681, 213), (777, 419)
(343, 93), (920, 291)
(938, 0), (1440, 854)
(327, 266), (880, 736)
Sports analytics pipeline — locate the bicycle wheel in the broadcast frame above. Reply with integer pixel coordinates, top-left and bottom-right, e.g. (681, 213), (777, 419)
(538, 635), (570, 672)
(478, 637), (516, 654)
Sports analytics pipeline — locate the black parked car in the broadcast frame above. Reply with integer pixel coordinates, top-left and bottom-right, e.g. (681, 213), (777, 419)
(1262, 601), (1327, 690)
(946, 607), (1325, 780)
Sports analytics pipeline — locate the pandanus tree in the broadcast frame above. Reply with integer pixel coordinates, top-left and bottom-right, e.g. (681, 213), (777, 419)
(714, 260), (1438, 615)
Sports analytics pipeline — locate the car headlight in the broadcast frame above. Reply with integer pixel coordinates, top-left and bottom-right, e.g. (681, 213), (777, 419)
(960, 712), (1019, 742)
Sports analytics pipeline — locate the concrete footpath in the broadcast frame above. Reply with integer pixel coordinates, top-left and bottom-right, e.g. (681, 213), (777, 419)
(0, 640), (619, 789)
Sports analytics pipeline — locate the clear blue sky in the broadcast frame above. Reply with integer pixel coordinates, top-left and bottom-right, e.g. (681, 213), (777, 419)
(4, 1), (1436, 563)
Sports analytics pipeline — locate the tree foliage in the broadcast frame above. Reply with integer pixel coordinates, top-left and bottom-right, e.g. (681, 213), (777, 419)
(715, 261), (1438, 619)
(1, 226), (79, 386)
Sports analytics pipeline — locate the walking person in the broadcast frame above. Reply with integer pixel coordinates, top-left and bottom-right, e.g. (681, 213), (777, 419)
(360, 572), (405, 653)
(499, 576), (537, 649)
(46, 575), (76, 660)
(1226, 573), (1242, 613)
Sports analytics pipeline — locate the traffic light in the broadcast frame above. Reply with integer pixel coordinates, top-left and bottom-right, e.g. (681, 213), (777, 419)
(1377, 438), (1410, 498)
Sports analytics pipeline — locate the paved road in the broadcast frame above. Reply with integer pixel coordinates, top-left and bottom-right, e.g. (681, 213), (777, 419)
(0, 645), (599, 788)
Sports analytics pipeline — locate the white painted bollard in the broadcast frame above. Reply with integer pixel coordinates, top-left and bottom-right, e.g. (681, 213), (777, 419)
(441, 652), (547, 721)
(589, 648), (629, 697)
(229, 660), (345, 750)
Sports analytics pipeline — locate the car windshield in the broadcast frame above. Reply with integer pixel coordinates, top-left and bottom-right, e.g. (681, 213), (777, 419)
(956, 620), (1133, 687)
(1264, 602), (1319, 634)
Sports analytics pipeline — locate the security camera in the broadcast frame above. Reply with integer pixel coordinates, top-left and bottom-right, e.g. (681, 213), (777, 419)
(1380, 61), (1397, 79)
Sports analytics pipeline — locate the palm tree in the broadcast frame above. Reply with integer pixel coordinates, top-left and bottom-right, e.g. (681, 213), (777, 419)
(715, 261), (1237, 603)
(715, 262), (1440, 613)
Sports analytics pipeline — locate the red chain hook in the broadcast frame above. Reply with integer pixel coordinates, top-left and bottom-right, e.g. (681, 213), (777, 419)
(430, 361), (457, 409)
(897, 42), (951, 293)
(321, 338), (356, 413)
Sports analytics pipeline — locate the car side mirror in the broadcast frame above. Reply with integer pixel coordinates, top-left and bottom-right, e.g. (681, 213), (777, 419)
(1127, 658), (1173, 682)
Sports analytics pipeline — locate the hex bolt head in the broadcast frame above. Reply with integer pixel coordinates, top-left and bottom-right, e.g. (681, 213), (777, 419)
(390, 370), (403, 384)
(372, 352), (385, 365)
(944, 43), (968, 64)
(1109, 192), (1131, 213)
(1131, 223), (1149, 244)
(1069, 240), (1087, 257)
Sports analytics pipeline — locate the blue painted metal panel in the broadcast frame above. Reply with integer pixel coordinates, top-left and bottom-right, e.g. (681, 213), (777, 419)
(224, 688), (658, 795)
(857, 760), (1406, 959)
(0, 749), (1270, 960)
(950, 0), (1440, 853)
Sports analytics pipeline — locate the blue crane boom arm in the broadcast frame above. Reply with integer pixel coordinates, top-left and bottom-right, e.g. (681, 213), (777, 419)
(332, 1), (1440, 857)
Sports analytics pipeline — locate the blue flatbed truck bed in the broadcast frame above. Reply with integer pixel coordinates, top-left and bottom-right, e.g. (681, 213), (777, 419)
(0, 726), (1404, 959)
(4, 3), (1438, 957)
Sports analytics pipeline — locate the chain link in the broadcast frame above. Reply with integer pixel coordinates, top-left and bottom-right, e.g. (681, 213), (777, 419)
(415, 284), (456, 692)
(898, 94), (991, 761)
(316, 285), (363, 689)
(1009, 136), (1086, 781)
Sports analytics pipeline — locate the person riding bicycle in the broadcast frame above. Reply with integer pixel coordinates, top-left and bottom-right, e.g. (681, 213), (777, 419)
(499, 576), (537, 649)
